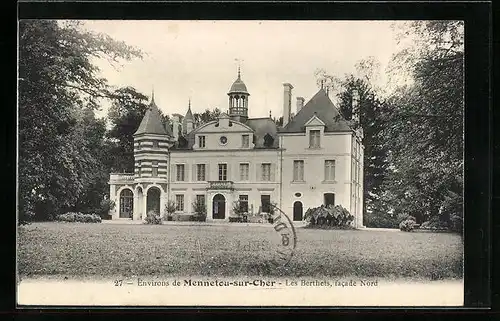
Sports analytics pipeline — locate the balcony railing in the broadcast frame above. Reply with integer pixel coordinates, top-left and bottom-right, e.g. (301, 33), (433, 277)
(207, 180), (234, 190)
(109, 173), (135, 182)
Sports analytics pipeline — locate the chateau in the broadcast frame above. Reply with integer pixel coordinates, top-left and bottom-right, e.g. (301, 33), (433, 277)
(108, 69), (364, 227)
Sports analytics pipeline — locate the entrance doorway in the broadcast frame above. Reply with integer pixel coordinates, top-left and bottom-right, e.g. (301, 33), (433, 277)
(119, 189), (134, 218)
(147, 187), (161, 215)
(293, 201), (303, 221)
(213, 194), (226, 219)
(324, 193), (335, 207)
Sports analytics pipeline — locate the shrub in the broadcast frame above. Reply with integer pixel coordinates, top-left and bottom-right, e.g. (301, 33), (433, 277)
(449, 213), (463, 233)
(144, 210), (162, 225)
(364, 211), (399, 228)
(172, 214), (192, 222)
(97, 199), (115, 219)
(55, 212), (101, 223)
(304, 205), (355, 228)
(163, 200), (177, 221)
(399, 217), (416, 232)
(192, 199), (207, 222)
(420, 216), (449, 231)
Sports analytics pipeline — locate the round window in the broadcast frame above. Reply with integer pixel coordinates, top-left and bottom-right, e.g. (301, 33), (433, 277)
(294, 192), (302, 197)
(220, 136), (228, 145)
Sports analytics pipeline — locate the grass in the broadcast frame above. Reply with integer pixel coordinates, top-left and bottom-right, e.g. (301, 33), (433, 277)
(17, 222), (463, 280)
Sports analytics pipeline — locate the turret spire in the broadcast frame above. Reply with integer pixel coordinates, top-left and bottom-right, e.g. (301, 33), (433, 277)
(151, 86), (155, 105)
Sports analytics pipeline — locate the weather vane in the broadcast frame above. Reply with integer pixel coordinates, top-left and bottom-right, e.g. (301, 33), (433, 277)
(235, 58), (244, 77)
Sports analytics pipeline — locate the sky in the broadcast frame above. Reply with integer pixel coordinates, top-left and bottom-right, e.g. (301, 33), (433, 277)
(80, 20), (405, 119)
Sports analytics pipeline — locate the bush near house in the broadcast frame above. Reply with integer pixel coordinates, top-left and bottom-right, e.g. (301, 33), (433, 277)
(419, 216), (449, 231)
(163, 200), (177, 221)
(399, 215), (417, 232)
(304, 205), (355, 229)
(230, 201), (248, 223)
(192, 199), (207, 222)
(55, 212), (102, 223)
(172, 214), (192, 222)
(144, 210), (162, 225)
(97, 199), (115, 220)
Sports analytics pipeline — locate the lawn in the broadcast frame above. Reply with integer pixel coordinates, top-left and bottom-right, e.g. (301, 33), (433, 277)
(17, 222), (463, 280)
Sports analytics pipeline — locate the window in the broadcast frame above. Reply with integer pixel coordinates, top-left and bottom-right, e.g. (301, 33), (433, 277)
(176, 164), (185, 181)
(197, 164), (206, 181)
(239, 195), (249, 213)
(261, 163), (271, 181)
(242, 134), (249, 148)
(137, 160), (142, 177)
(198, 135), (206, 148)
(261, 195), (271, 213)
(293, 160), (304, 181)
(240, 163), (249, 181)
(218, 164), (227, 181)
(175, 194), (184, 211)
(324, 160), (336, 181)
(196, 194), (205, 207)
(309, 130), (321, 148)
(137, 141), (142, 150)
(152, 141), (159, 148)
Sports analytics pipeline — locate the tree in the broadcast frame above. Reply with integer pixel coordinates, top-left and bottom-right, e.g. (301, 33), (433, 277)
(106, 87), (150, 172)
(335, 74), (392, 227)
(18, 20), (142, 222)
(382, 21), (464, 228)
(193, 108), (221, 127)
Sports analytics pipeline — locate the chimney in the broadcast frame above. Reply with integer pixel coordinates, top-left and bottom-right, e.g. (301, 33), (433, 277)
(172, 114), (180, 141)
(296, 97), (305, 113)
(283, 83), (293, 127)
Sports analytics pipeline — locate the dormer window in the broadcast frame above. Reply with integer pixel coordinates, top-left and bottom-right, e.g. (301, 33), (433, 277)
(242, 134), (249, 148)
(198, 135), (206, 148)
(309, 130), (321, 148)
(263, 134), (274, 148)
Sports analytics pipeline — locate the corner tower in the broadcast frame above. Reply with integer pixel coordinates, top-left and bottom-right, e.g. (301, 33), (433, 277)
(228, 67), (250, 122)
(133, 92), (175, 183)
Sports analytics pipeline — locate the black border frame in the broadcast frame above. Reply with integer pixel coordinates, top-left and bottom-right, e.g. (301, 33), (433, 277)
(7, 0), (493, 316)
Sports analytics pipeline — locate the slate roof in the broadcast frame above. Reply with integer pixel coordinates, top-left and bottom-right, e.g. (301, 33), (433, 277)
(134, 99), (172, 136)
(172, 117), (279, 150)
(185, 106), (194, 120)
(228, 69), (249, 94)
(281, 88), (352, 133)
(246, 117), (279, 148)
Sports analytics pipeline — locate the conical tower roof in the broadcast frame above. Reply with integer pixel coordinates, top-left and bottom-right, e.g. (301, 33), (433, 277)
(185, 99), (194, 120)
(134, 93), (172, 136)
(228, 67), (249, 94)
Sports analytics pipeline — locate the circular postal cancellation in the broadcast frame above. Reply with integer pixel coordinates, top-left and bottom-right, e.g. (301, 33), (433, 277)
(267, 203), (298, 268)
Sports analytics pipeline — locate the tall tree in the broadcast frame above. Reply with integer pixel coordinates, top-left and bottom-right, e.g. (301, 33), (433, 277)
(18, 20), (142, 222)
(106, 87), (150, 173)
(383, 21), (464, 229)
(336, 74), (392, 227)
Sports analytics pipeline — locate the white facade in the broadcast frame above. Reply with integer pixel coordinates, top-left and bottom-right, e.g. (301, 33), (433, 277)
(109, 72), (364, 227)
